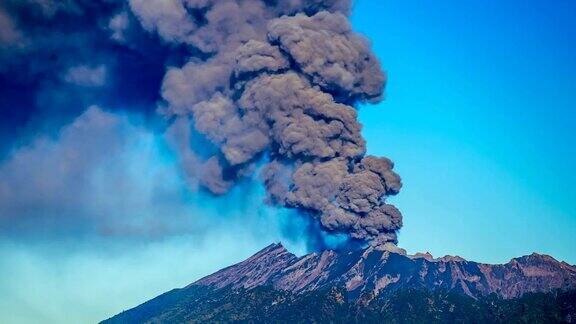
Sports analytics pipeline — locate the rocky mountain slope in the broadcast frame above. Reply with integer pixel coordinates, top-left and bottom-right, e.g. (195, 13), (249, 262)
(195, 243), (576, 299)
(102, 243), (576, 323)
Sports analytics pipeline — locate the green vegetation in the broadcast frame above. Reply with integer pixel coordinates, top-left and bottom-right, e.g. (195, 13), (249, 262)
(104, 287), (576, 323)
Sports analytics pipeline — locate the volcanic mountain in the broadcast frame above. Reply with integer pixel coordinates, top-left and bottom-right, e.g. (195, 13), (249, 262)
(103, 244), (576, 323)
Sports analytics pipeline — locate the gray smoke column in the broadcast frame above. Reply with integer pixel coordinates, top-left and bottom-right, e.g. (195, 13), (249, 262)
(129, 0), (402, 247)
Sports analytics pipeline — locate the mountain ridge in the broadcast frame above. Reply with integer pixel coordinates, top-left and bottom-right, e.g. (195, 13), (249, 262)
(193, 243), (576, 300)
(102, 243), (576, 323)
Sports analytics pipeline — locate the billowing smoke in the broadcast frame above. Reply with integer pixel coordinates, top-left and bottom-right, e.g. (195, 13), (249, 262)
(128, 0), (403, 247)
(0, 0), (402, 248)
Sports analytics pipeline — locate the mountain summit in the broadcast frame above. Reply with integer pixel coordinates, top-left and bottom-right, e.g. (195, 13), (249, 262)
(103, 244), (576, 323)
(194, 243), (576, 300)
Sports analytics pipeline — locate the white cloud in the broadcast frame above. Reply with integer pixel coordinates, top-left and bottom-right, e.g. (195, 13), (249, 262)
(108, 11), (130, 42)
(64, 65), (107, 87)
(0, 6), (22, 46)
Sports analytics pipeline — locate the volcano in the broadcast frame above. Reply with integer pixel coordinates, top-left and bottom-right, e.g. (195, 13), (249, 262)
(103, 244), (576, 323)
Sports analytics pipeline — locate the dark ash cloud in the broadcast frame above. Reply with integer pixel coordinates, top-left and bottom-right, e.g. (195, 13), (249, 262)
(131, 0), (403, 247)
(0, 0), (404, 249)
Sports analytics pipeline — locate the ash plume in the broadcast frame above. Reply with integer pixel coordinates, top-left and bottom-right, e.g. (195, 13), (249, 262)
(129, 0), (403, 247)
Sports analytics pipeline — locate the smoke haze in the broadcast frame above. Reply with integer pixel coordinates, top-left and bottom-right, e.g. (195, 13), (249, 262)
(0, 0), (402, 250)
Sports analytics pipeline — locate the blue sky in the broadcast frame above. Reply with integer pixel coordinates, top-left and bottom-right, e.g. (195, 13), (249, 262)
(352, 0), (576, 263)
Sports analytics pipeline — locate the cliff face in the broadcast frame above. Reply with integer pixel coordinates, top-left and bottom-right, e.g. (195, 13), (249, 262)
(195, 243), (576, 299)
